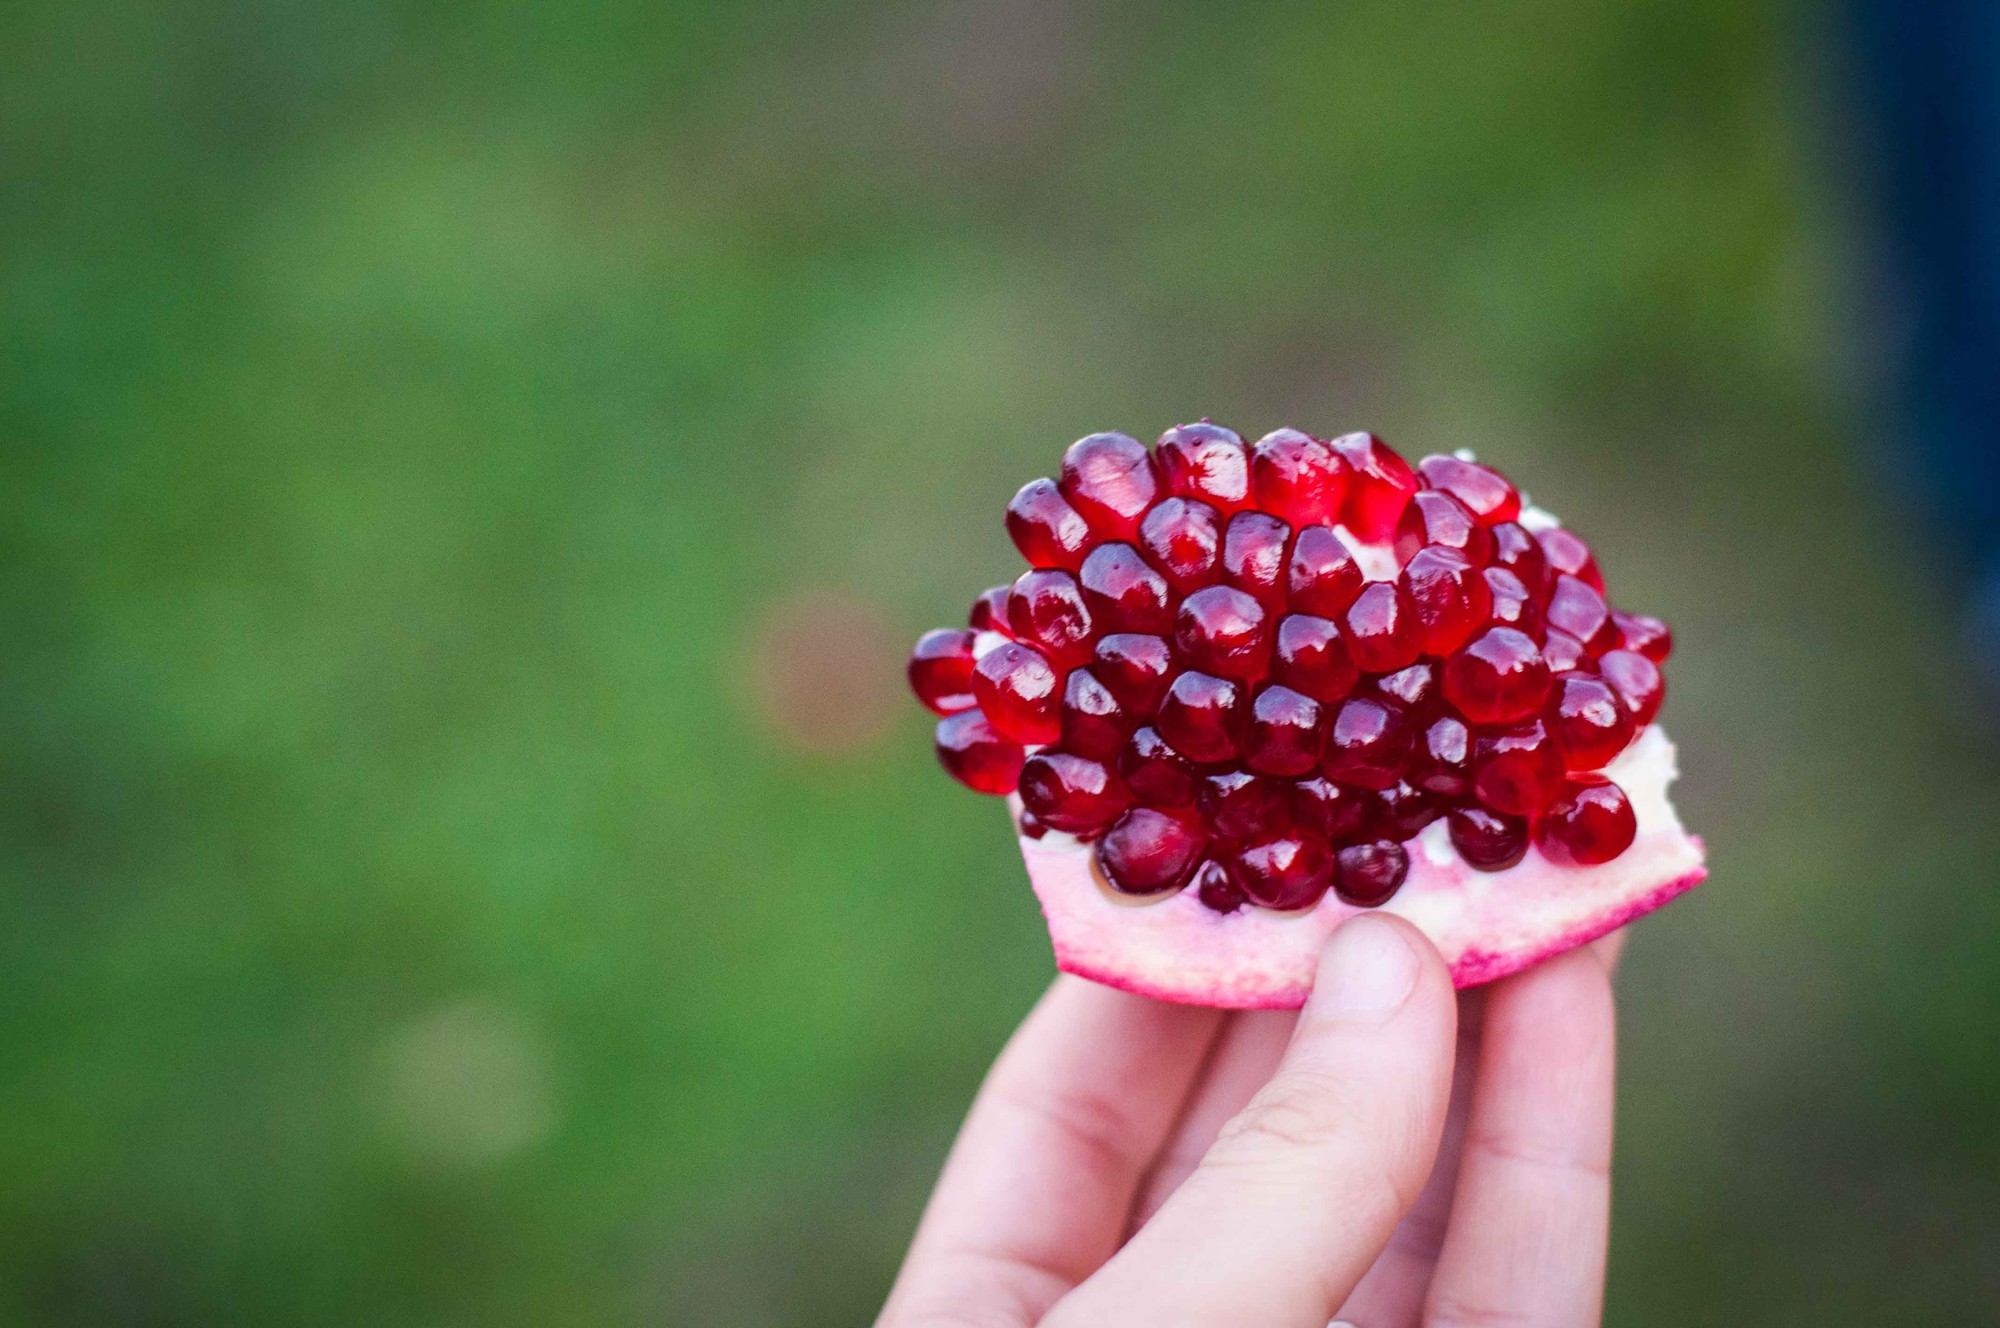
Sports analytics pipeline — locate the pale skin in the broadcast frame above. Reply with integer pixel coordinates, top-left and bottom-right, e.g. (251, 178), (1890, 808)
(878, 915), (1624, 1328)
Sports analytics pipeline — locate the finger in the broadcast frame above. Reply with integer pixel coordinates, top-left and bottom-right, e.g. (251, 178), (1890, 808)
(1423, 945), (1617, 1328)
(1130, 1008), (1297, 1228)
(878, 976), (1223, 1328)
(1046, 915), (1457, 1328)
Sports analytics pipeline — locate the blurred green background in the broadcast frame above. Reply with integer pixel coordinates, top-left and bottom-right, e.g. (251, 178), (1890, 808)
(4, 1), (1998, 1323)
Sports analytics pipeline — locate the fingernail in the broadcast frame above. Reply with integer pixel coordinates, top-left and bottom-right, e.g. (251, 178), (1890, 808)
(1316, 915), (1419, 1019)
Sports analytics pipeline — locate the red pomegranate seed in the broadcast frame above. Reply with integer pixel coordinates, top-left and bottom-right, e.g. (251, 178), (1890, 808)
(1537, 776), (1637, 866)
(1156, 422), (1251, 514)
(1393, 491), (1494, 566)
(1371, 780), (1441, 839)
(1155, 671), (1246, 763)
(1017, 808), (1049, 838)
(1472, 719), (1565, 818)
(1342, 580), (1422, 674)
(1545, 574), (1614, 653)
(968, 584), (1012, 635)
(1321, 695), (1414, 790)
(1175, 584), (1271, 681)
(1007, 568), (1095, 668)
(1249, 428), (1348, 528)
(1542, 629), (1587, 674)
(1234, 834), (1335, 910)
(1005, 477), (1094, 569)
(1059, 667), (1131, 759)
(1198, 770), (1289, 838)
(1612, 610), (1673, 662)
(1413, 714), (1471, 795)
(1447, 806), (1528, 871)
(1442, 625), (1552, 725)
(1401, 544), (1493, 656)
(1059, 431), (1161, 540)
(1334, 840), (1408, 906)
(1482, 565), (1542, 634)
(1244, 684), (1327, 776)
(1078, 542), (1173, 634)
(1598, 648), (1665, 727)
(1093, 632), (1173, 713)
(1193, 858), (1246, 913)
(1536, 526), (1604, 592)
(1137, 497), (1223, 594)
(1097, 807), (1207, 894)
(1271, 613), (1358, 703)
(971, 640), (1061, 744)
(1416, 454), (1520, 525)
(908, 628), (977, 714)
(1019, 751), (1134, 834)
(1292, 775), (1371, 841)
(1120, 726), (1199, 808)
(934, 710), (1026, 795)
(1372, 661), (1440, 713)
(1330, 432), (1418, 542)
(1288, 525), (1364, 617)
(1221, 510), (1294, 610)
(1488, 520), (1549, 592)
(1546, 671), (1636, 771)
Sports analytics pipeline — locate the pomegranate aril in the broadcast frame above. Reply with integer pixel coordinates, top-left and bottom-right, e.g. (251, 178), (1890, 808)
(1334, 840), (1408, 906)
(1599, 648), (1665, 727)
(1093, 633), (1174, 714)
(1612, 610), (1673, 662)
(1007, 568), (1095, 668)
(1249, 428), (1348, 528)
(1271, 613), (1358, 703)
(1542, 629), (1587, 674)
(908, 628), (977, 714)
(1017, 807), (1048, 838)
(1442, 626), (1552, 725)
(1482, 565), (1542, 634)
(1488, 521), (1549, 593)
(1342, 580), (1423, 674)
(1547, 671), (1636, 771)
(1292, 775), (1370, 842)
(1448, 806), (1528, 871)
(1536, 526), (1604, 593)
(1156, 422), (1251, 514)
(1079, 542), (1172, 634)
(1059, 431), (1160, 540)
(1413, 714), (1471, 795)
(1371, 780), (1441, 840)
(1136, 497), (1223, 594)
(1233, 834), (1334, 911)
(1221, 510), (1294, 610)
(1545, 574), (1614, 654)
(1097, 807), (1206, 894)
(1005, 477), (1093, 570)
(968, 585), (1012, 635)
(1198, 770), (1289, 839)
(1321, 695), (1414, 790)
(1175, 584), (1271, 681)
(1372, 661), (1440, 714)
(1192, 858), (1245, 913)
(1244, 684), (1327, 776)
(1019, 751), (1133, 834)
(1287, 525), (1364, 618)
(971, 641), (1061, 744)
(1537, 776), (1637, 866)
(1121, 726), (1199, 808)
(934, 710), (1026, 795)
(1155, 671), (1245, 763)
(1393, 490), (1494, 566)
(1472, 719), (1564, 818)
(1330, 431), (1418, 542)
(1416, 454), (1520, 525)
(1059, 667), (1131, 760)
(1402, 544), (1493, 656)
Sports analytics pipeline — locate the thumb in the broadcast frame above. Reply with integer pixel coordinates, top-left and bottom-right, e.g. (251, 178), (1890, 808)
(1045, 914), (1458, 1328)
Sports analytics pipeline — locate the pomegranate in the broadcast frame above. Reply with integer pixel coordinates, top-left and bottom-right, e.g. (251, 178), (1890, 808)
(909, 426), (1704, 1007)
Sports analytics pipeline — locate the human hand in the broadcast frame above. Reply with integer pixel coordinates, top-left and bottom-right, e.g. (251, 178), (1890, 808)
(877, 913), (1621, 1327)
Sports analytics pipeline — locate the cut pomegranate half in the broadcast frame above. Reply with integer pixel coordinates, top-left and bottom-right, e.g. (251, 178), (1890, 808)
(909, 424), (1704, 1008)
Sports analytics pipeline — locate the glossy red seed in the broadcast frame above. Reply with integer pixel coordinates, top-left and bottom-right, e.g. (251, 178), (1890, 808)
(1059, 667), (1131, 759)
(1249, 428), (1348, 528)
(1156, 422), (1252, 514)
(1321, 695), (1413, 790)
(1612, 610), (1673, 662)
(1155, 671), (1245, 763)
(1598, 649), (1665, 727)
(1372, 661), (1440, 713)
(1287, 525), (1364, 617)
(1537, 776), (1637, 866)
(1221, 510), (1294, 609)
(1448, 806), (1528, 871)
(1059, 431), (1161, 540)
(1292, 776), (1371, 842)
(1482, 565), (1542, 633)
(1401, 544), (1493, 656)
(1542, 629), (1587, 674)
(1488, 521), (1548, 593)
(934, 710), (1026, 795)
(1097, 807), (1207, 894)
(908, 628), (977, 714)
(1329, 432), (1419, 542)
(1536, 526), (1604, 592)
(1018, 751), (1133, 833)
(1078, 542), (1172, 634)
(1198, 770), (1289, 839)
(1271, 613), (1358, 703)
(1004, 477), (1093, 569)
(1244, 684), (1326, 776)
(971, 640), (1061, 744)
(1546, 671), (1636, 771)
(1136, 497), (1223, 594)
(1017, 808), (1048, 838)
(1416, 454), (1520, 525)
(1342, 580), (1423, 673)
(1442, 626), (1552, 725)
(1007, 568), (1095, 668)
(1545, 574), (1614, 653)
(1371, 780), (1441, 840)
(968, 584), (1012, 635)
(1393, 491), (1494, 566)
(1120, 726), (1200, 808)
(1334, 840), (1408, 906)
(1093, 633), (1174, 714)
(1193, 858), (1246, 913)
(1175, 584), (1271, 680)
(1234, 834), (1335, 910)
(1472, 719), (1565, 818)
(1413, 714), (1471, 795)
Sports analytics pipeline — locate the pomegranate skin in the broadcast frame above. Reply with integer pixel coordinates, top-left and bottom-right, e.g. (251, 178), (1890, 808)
(1097, 808), (1207, 894)
(1233, 834), (1335, 911)
(1538, 776), (1638, 867)
(1156, 422), (1252, 514)
(1005, 477), (1093, 570)
(908, 628), (977, 715)
(934, 710), (1025, 794)
(1019, 752), (1134, 834)
(971, 641), (1061, 745)
(1060, 431), (1161, 539)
